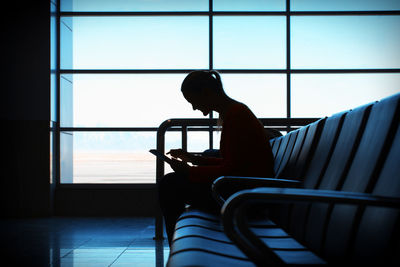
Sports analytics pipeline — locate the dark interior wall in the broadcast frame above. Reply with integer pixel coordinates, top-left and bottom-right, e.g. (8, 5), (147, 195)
(55, 187), (157, 217)
(3, 121), (51, 217)
(1, 1), (52, 217)
(2, 1), (51, 121)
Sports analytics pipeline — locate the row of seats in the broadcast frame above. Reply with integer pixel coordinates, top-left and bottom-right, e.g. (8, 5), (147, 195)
(167, 92), (400, 266)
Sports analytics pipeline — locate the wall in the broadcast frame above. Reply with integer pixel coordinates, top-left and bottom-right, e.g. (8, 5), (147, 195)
(1, 1), (52, 217)
(55, 186), (157, 216)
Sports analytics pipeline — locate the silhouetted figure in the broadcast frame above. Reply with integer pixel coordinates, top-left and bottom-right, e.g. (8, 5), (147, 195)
(157, 70), (275, 246)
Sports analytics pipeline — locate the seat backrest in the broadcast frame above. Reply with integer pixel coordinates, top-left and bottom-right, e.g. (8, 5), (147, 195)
(271, 122), (324, 229)
(322, 93), (400, 263)
(288, 118), (326, 180)
(269, 138), (276, 149)
(351, 119), (400, 264)
(273, 132), (294, 174)
(301, 111), (347, 189)
(274, 129), (299, 176)
(277, 126), (309, 179)
(288, 112), (346, 240)
(271, 136), (282, 159)
(302, 102), (373, 253)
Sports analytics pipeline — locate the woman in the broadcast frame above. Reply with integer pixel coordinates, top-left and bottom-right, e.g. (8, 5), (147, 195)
(157, 70), (274, 245)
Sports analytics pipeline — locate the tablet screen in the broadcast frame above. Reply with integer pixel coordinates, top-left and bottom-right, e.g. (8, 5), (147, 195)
(149, 149), (174, 165)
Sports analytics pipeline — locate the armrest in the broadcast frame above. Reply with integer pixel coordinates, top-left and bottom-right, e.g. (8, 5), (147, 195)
(221, 188), (399, 266)
(222, 187), (400, 211)
(212, 176), (301, 206)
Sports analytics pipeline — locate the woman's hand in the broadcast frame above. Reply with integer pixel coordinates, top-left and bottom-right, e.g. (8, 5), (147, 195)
(169, 158), (190, 175)
(167, 149), (192, 163)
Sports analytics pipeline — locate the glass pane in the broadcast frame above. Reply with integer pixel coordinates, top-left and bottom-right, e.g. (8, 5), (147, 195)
(165, 131), (181, 153)
(61, 0), (208, 12)
(213, 16), (286, 69)
(60, 131), (74, 183)
(61, 132), (157, 183)
(292, 0), (400, 11)
(188, 131), (209, 152)
(51, 1), (57, 122)
(60, 74), (206, 127)
(164, 131), (181, 174)
(291, 16), (400, 69)
(213, 131), (222, 150)
(220, 74), (287, 117)
(61, 16), (208, 69)
(291, 74), (400, 117)
(60, 75), (73, 127)
(60, 17), (73, 69)
(214, 0), (285, 11)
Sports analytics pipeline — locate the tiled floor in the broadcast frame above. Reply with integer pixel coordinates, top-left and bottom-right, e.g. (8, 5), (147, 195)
(1, 217), (169, 267)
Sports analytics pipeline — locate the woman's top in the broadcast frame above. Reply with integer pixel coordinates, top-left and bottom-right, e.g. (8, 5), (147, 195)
(188, 102), (275, 183)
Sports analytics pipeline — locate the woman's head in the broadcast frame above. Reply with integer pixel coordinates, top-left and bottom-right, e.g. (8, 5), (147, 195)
(181, 70), (223, 95)
(181, 70), (225, 116)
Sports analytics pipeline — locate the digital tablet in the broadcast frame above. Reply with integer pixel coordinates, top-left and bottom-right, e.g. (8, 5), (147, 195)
(149, 149), (174, 165)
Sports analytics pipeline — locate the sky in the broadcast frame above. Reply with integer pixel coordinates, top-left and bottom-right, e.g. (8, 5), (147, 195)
(57, 0), (400, 182)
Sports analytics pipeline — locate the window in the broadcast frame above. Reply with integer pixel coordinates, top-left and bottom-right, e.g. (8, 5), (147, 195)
(213, 16), (286, 69)
(61, 132), (156, 183)
(291, 16), (400, 69)
(62, 17), (209, 69)
(55, 0), (400, 184)
(61, 0), (209, 12)
(60, 74), (202, 127)
(291, 74), (400, 117)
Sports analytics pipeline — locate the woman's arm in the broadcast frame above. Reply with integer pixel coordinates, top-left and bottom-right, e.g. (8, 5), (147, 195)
(167, 149), (223, 166)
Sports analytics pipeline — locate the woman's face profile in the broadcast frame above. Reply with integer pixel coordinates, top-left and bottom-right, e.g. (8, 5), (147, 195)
(182, 89), (211, 116)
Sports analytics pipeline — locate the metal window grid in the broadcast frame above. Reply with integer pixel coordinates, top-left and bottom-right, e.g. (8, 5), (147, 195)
(54, 0), (400, 187)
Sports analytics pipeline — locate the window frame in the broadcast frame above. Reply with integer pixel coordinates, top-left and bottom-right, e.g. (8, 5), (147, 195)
(54, 0), (400, 187)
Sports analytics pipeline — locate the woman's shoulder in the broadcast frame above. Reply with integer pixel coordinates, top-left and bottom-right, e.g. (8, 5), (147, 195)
(225, 102), (256, 122)
(229, 101), (252, 115)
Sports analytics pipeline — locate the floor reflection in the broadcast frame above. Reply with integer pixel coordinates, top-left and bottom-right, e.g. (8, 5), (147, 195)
(1, 217), (169, 267)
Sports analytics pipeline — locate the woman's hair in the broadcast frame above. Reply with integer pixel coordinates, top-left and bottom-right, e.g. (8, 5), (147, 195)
(181, 70), (224, 94)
